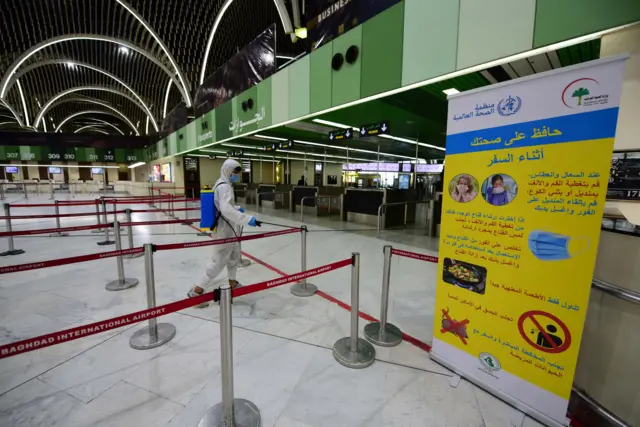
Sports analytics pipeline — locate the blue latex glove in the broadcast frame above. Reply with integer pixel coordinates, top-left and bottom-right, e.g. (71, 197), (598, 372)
(248, 217), (258, 227)
(238, 207), (245, 213)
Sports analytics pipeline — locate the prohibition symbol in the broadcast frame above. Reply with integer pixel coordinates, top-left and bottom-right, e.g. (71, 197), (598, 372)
(517, 310), (571, 354)
(441, 309), (469, 345)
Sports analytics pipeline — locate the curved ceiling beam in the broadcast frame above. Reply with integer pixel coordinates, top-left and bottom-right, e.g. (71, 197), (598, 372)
(9, 59), (158, 131)
(35, 86), (153, 132)
(163, 79), (172, 118)
(16, 80), (30, 126)
(0, 99), (24, 127)
(76, 126), (110, 135)
(0, 34), (190, 106)
(76, 118), (125, 135)
(200, 0), (295, 85)
(56, 107), (138, 134)
(114, 0), (192, 107)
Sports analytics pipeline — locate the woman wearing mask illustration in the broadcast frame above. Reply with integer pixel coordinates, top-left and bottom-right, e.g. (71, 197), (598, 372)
(486, 174), (509, 206)
(451, 174), (478, 203)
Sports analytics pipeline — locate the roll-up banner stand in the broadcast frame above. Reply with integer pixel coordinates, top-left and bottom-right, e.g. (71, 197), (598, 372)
(431, 55), (628, 427)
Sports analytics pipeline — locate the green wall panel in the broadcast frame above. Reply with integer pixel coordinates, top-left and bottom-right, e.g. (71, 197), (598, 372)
(534, 0), (640, 48)
(168, 132), (177, 155)
(257, 77), (272, 130)
(215, 101), (232, 142)
(402, 0), (459, 87)
(186, 121), (197, 150)
(235, 85), (259, 135)
(457, 0), (536, 70)
(309, 41), (333, 113)
(288, 55), (311, 119)
(271, 67), (290, 125)
(177, 129), (187, 153)
(332, 26), (363, 107)
(361, 2), (404, 98)
(196, 111), (215, 147)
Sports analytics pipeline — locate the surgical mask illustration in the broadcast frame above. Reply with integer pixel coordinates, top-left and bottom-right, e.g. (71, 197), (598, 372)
(528, 230), (590, 261)
(230, 174), (240, 183)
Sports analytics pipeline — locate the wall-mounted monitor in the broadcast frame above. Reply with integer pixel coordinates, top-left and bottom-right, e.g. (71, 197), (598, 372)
(5, 166), (18, 174)
(48, 167), (62, 174)
(91, 167), (104, 175)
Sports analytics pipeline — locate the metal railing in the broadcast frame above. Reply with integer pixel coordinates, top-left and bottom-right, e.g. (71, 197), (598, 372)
(256, 191), (290, 211)
(591, 278), (640, 305)
(376, 199), (436, 237)
(300, 195), (337, 222)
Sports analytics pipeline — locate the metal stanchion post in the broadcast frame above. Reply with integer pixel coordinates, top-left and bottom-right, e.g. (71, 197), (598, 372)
(0, 204), (25, 256)
(23, 182), (28, 199)
(332, 253), (376, 368)
(96, 199), (115, 245)
(112, 200), (124, 232)
(49, 181), (54, 200)
(49, 200), (70, 237)
(181, 197), (190, 225)
(36, 182), (40, 196)
(0, 183), (5, 200)
(91, 199), (103, 233)
(198, 284), (261, 427)
(130, 243), (176, 349)
(364, 246), (402, 347)
(123, 209), (143, 259)
(290, 226), (317, 297)
(239, 226), (251, 267)
(105, 220), (139, 291)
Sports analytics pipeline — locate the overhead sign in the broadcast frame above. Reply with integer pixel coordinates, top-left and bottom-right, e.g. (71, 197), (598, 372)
(263, 143), (277, 152)
(279, 140), (294, 149)
(0, 146), (143, 163)
(226, 150), (243, 158)
(359, 121), (389, 138)
(430, 56), (627, 426)
(328, 128), (352, 141)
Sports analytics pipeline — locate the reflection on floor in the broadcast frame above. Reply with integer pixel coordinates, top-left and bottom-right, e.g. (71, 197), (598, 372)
(0, 194), (545, 426)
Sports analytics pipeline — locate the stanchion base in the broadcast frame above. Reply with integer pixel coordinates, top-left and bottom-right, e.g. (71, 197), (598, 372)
(105, 278), (139, 291)
(48, 232), (70, 237)
(332, 337), (376, 369)
(364, 322), (403, 347)
(130, 323), (176, 350)
(240, 258), (251, 267)
(197, 232), (211, 237)
(198, 398), (261, 427)
(123, 252), (144, 259)
(96, 240), (115, 246)
(91, 229), (104, 233)
(290, 282), (317, 297)
(0, 249), (25, 257)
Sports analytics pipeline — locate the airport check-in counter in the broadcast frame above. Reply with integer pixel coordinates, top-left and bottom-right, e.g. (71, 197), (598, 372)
(245, 183), (259, 205)
(343, 188), (419, 227)
(232, 183), (247, 203)
(256, 184), (291, 210)
(292, 186), (319, 212)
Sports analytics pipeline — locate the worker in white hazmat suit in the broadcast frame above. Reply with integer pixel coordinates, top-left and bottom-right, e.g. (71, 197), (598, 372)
(188, 159), (258, 305)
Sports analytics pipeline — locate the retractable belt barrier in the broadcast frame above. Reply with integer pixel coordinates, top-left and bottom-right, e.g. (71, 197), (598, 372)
(391, 248), (439, 264)
(0, 256), (351, 360)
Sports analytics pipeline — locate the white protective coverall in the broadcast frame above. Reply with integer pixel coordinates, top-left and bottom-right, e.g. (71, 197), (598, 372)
(198, 159), (252, 290)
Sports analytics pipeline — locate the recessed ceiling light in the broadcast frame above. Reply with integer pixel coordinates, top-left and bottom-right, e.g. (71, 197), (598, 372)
(118, 46), (130, 55)
(442, 88), (460, 96)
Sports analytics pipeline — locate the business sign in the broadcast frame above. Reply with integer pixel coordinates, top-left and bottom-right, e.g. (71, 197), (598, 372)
(431, 56), (627, 427)
(359, 121), (389, 138)
(607, 151), (640, 200)
(328, 128), (353, 141)
(342, 162), (399, 172)
(0, 146), (143, 163)
(306, 0), (401, 51)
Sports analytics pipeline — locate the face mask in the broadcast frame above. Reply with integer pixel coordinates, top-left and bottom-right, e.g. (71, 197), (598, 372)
(492, 186), (505, 194)
(528, 230), (589, 261)
(456, 184), (468, 194)
(230, 174), (240, 183)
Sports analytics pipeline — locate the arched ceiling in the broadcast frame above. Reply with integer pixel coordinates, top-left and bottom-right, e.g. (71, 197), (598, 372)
(0, 0), (304, 135)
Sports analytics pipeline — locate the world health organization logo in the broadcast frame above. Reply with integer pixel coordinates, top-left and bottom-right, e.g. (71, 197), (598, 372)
(497, 95), (522, 116)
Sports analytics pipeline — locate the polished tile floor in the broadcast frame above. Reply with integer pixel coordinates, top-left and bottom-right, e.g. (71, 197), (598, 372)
(0, 192), (546, 427)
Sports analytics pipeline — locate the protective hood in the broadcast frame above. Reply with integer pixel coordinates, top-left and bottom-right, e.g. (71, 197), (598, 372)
(220, 158), (241, 184)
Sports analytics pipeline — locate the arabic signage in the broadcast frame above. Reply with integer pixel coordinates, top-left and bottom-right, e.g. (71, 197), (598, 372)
(416, 164), (444, 173)
(263, 143), (277, 152)
(358, 121), (389, 138)
(226, 150), (243, 158)
(194, 25), (276, 117)
(0, 146), (144, 163)
(262, 140), (293, 152)
(608, 151), (640, 200)
(328, 128), (353, 141)
(342, 162), (399, 172)
(229, 106), (266, 135)
(305, 0), (401, 51)
(432, 56), (627, 426)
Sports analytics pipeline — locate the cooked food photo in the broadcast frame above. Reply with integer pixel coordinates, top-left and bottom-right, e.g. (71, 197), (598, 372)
(447, 264), (480, 283)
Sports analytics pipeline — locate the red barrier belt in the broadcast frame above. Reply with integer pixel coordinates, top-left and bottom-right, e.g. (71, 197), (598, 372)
(155, 228), (300, 251)
(0, 291), (212, 360)
(0, 210), (126, 220)
(391, 248), (439, 264)
(120, 218), (200, 227)
(0, 247), (144, 275)
(128, 207), (200, 213)
(0, 222), (106, 237)
(10, 201), (96, 208)
(233, 258), (352, 298)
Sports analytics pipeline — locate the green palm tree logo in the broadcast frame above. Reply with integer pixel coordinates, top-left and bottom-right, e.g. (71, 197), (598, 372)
(572, 87), (590, 106)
